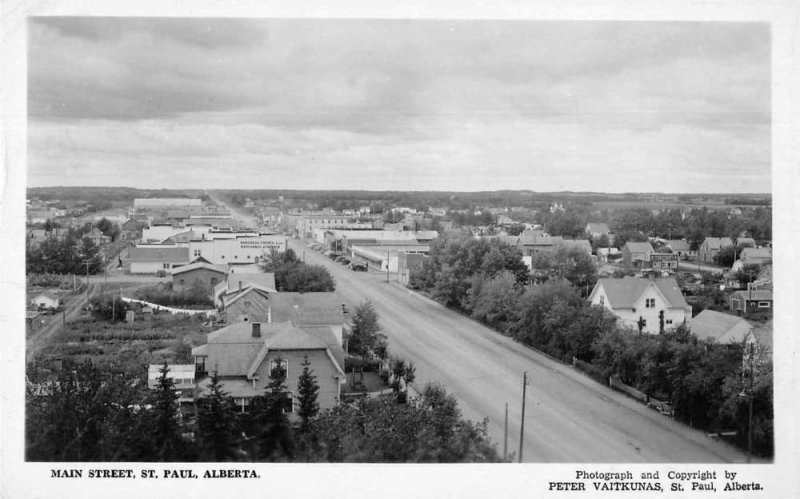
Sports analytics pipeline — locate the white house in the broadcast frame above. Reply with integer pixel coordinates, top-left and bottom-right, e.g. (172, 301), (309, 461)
(588, 276), (692, 334)
(30, 291), (61, 309)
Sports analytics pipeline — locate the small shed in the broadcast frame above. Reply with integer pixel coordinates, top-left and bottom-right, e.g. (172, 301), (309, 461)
(31, 291), (61, 309)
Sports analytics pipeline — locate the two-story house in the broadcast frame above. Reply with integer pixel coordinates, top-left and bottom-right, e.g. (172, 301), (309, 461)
(622, 242), (655, 269)
(588, 276), (692, 334)
(191, 321), (346, 414)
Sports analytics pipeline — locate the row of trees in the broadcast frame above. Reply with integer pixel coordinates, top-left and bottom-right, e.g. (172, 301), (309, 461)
(260, 249), (335, 292)
(26, 359), (499, 462)
(410, 236), (773, 456)
(26, 231), (103, 275)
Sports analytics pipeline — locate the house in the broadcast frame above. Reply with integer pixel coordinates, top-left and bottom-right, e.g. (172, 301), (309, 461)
(698, 237), (733, 263)
(736, 237), (756, 249)
(738, 247), (772, 267)
(730, 287), (773, 315)
(585, 223), (611, 240)
(85, 228), (111, 246)
(129, 247), (190, 274)
(588, 276), (692, 334)
(148, 364), (197, 404)
(649, 253), (679, 271)
(518, 230), (563, 257)
(222, 291), (345, 346)
(596, 247), (621, 263)
(171, 261), (228, 294)
(665, 239), (693, 258)
(30, 291), (61, 309)
(192, 321), (346, 413)
(689, 310), (754, 345)
(216, 273), (278, 303)
(622, 242), (655, 269)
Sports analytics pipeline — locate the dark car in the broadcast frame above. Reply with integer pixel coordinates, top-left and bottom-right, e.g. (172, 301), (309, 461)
(350, 263), (367, 272)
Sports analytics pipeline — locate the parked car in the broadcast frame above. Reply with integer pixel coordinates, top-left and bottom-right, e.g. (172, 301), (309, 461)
(339, 258), (351, 265)
(350, 263), (367, 272)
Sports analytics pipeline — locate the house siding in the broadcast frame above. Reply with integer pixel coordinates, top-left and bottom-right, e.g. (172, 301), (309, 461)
(253, 350), (342, 412)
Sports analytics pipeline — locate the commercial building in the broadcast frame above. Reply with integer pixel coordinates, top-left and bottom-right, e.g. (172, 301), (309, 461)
(129, 247), (190, 274)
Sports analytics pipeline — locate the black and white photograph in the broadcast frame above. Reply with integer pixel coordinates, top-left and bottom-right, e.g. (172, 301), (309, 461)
(2, 1), (799, 498)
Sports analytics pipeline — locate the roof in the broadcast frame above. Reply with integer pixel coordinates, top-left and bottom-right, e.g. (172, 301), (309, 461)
(689, 310), (752, 344)
(171, 261), (228, 276)
(666, 239), (691, 252)
(227, 273), (277, 293)
(586, 223), (610, 234)
(195, 321), (344, 378)
(731, 289), (773, 301)
(519, 230), (562, 246)
(267, 292), (344, 325)
(624, 242), (655, 254)
(32, 291), (60, 302)
(703, 237), (733, 250)
(163, 230), (204, 244)
(147, 364), (195, 379)
(593, 277), (689, 309)
(129, 246), (189, 263)
(736, 237), (756, 247)
(740, 247), (771, 260)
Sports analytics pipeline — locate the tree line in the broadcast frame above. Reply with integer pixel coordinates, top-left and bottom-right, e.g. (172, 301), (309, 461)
(260, 249), (335, 292)
(409, 236), (773, 456)
(26, 359), (499, 462)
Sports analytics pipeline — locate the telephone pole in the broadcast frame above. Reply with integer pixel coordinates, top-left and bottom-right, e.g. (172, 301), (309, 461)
(504, 402), (509, 461)
(519, 371), (528, 463)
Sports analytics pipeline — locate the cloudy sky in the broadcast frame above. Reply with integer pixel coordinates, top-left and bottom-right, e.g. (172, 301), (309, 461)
(27, 18), (770, 192)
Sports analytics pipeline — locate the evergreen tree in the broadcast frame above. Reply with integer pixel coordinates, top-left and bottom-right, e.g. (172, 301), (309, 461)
(296, 355), (320, 432)
(256, 358), (295, 460)
(148, 363), (187, 461)
(196, 371), (239, 461)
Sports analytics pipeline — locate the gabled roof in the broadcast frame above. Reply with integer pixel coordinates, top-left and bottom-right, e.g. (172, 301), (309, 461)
(740, 247), (771, 260)
(736, 237), (756, 247)
(129, 246), (189, 263)
(172, 261), (228, 276)
(702, 237), (733, 250)
(690, 310), (752, 344)
(195, 321), (345, 379)
(586, 223), (610, 234)
(624, 242), (655, 254)
(227, 273), (277, 293)
(267, 292), (344, 325)
(593, 277), (689, 309)
(730, 289), (773, 301)
(32, 291), (60, 302)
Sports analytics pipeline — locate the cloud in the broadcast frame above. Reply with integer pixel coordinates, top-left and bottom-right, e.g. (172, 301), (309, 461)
(26, 18), (771, 192)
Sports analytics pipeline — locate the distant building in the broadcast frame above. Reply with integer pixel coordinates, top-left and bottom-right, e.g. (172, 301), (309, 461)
(398, 252), (429, 286)
(171, 262), (228, 294)
(518, 230), (563, 257)
(622, 242), (655, 268)
(588, 276), (691, 334)
(30, 291), (61, 309)
(585, 223), (611, 240)
(129, 247), (190, 274)
(556, 239), (593, 256)
(698, 237), (733, 263)
(85, 228), (111, 246)
(649, 253), (679, 271)
(665, 239), (693, 258)
(133, 198), (202, 209)
(730, 287), (773, 315)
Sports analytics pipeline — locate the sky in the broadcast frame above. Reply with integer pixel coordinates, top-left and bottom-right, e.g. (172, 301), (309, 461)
(27, 18), (771, 193)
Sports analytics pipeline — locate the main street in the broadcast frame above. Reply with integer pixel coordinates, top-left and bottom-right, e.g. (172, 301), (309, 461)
(289, 238), (750, 463)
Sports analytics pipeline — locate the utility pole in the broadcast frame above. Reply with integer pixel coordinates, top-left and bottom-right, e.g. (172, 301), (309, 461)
(83, 260), (91, 302)
(519, 371), (528, 463)
(386, 250), (390, 283)
(747, 342), (754, 463)
(504, 402), (509, 461)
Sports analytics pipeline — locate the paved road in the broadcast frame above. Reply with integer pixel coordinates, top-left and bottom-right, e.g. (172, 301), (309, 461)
(290, 238), (751, 463)
(678, 260), (726, 274)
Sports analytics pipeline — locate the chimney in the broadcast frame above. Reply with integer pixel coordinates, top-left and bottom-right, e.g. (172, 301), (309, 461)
(239, 280), (242, 292)
(252, 322), (261, 338)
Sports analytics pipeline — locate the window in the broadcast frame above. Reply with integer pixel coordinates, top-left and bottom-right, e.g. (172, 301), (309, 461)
(758, 301), (771, 308)
(599, 296), (605, 306)
(269, 359), (289, 380)
(221, 255), (225, 259)
(666, 319), (673, 325)
(193, 249), (201, 257)
(179, 279), (185, 285)
(163, 263), (170, 269)
(645, 298), (655, 308)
